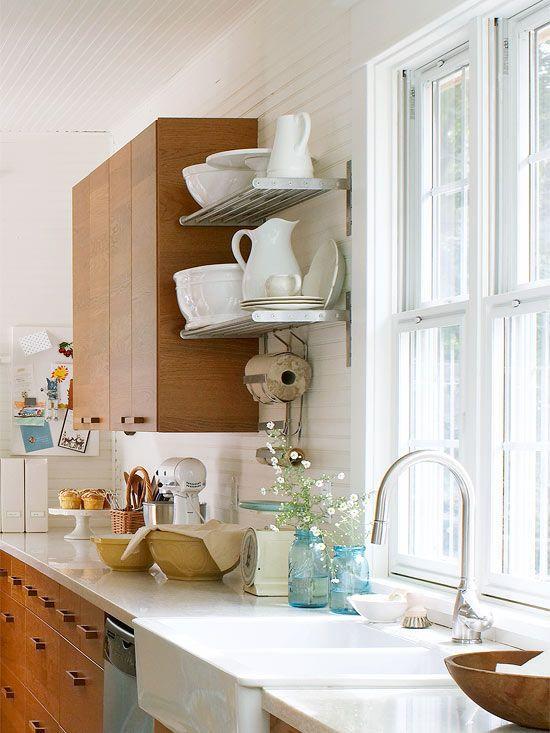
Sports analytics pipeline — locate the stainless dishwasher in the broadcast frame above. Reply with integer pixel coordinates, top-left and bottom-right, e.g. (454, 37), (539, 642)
(103, 616), (154, 733)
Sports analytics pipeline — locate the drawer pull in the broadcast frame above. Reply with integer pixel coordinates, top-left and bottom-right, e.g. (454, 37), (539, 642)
(1, 612), (14, 622)
(9, 576), (22, 586)
(1, 687), (14, 699)
(77, 624), (99, 639)
(80, 417), (100, 424)
(57, 609), (76, 622)
(66, 670), (86, 686)
(38, 596), (55, 608)
(31, 636), (46, 650)
(121, 416), (145, 424)
(24, 585), (38, 597)
(29, 723), (46, 733)
(0, 568), (7, 577)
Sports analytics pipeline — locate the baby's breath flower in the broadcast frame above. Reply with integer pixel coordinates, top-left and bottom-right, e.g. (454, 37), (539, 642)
(271, 457), (278, 465)
(276, 476), (284, 484)
(327, 507), (335, 515)
(260, 487), (267, 495)
(290, 450), (299, 460)
(315, 480), (324, 487)
(266, 421), (275, 429)
(301, 460), (311, 469)
(269, 524), (279, 532)
(310, 526), (321, 537)
(349, 493), (358, 502)
(331, 577), (340, 584)
(338, 472), (346, 480)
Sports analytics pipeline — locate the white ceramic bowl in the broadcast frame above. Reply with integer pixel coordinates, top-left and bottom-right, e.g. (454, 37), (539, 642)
(182, 163), (255, 208)
(348, 594), (408, 623)
(174, 264), (245, 329)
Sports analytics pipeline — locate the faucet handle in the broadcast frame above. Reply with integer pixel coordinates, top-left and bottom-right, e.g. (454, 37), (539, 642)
(453, 587), (493, 642)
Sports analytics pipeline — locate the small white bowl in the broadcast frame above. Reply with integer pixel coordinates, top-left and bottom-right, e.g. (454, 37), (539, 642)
(348, 594), (408, 623)
(182, 163), (255, 207)
(174, 263), (245, 329)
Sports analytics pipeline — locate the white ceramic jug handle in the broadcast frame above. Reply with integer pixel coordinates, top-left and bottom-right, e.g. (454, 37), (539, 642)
(291, 273), (302, 294)
(231, 230), (252, 271)
(295, 112), (311, 154)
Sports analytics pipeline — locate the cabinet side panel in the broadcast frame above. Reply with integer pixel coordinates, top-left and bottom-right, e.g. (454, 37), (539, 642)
(131, 123), (158, 431)
(72, 177), (91, 427)
(88, 162), (110, 428)
(156, 118), (259, 432)
(109, 144), (133, 431)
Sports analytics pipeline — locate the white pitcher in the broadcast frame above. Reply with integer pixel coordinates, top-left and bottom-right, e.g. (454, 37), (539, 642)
(231, 218), (301, 300)
(267, 112), (313, 178)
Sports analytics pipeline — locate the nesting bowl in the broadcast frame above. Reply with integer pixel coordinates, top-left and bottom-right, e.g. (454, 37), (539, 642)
(174, 263), (245, 329)
(445, 650), (550, 730)
(348, 594), (408, 623)
(182, 163), (255, 207)
(92, 534), (154, 572)
(146, 532), (231, 581)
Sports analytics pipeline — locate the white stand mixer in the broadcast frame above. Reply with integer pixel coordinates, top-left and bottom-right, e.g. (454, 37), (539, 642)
(155, 457), (206, 525)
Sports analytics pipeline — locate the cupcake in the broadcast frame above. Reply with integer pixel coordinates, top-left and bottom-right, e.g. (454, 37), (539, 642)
(81, 489), (107, 510)
(58, 489), (81, 510)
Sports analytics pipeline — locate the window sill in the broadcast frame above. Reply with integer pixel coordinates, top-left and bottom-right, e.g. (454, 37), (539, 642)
(370, 577), (550, 648)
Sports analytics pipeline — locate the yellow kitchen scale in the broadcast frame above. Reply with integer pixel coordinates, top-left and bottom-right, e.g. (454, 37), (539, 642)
(240, 526), (294, 596)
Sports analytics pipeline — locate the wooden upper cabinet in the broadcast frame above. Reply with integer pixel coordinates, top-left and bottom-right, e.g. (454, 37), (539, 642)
(73, 117), (259, 433)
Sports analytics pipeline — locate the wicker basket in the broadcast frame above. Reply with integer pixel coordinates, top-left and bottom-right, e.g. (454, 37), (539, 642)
(110, 466), (152, 534)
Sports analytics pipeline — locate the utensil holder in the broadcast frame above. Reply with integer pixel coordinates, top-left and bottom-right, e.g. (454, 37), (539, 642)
(110, 466), (152, 534)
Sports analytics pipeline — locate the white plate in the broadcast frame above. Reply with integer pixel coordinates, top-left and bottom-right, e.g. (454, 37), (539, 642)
(206, 148), (271, 171)
(242, 302), (323, 311)
(303, 239), (346, 307)
(241, 296), (323, 305)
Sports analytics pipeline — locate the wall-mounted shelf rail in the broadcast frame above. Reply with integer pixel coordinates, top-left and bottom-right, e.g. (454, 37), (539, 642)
(179, 176), (349, 227)
(179, 309), (348, 339)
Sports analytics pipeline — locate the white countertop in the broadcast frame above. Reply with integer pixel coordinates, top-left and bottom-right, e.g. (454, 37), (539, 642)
(262, 688), (532, 733)
(0, 529), (312, 627)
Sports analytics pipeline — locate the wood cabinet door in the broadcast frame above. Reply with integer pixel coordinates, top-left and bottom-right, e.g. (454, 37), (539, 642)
(0, 593), (25, 683)
(130, 122), (157, 431)
(0, 552), (11, 595)
(72, 164), (110, 430)
(25, 609), (60, 721)
(26, 690), (60, 733)
(59, 638), (103, 733)
(57, 587), (81, 648)
(1, 665), (25, 733)
(8, 557), (26, 605)
(76, 598), (104, 667)
(109, 143), (133, 432)
(25, 567), (60, 631)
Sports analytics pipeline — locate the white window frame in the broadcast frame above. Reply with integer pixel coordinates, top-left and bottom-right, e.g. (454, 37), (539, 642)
(351, 0), (550, 612)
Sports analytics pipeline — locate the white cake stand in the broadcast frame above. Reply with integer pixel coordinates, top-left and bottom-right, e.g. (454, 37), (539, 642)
(48, 508), (110, 540)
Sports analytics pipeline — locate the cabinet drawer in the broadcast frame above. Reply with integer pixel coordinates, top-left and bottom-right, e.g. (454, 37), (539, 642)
(0, 592), (26, 683)
(25, 609), (60, 721)
(26, 690), (60, 733)
(1, 665), (26, 733)
(25, 567), (60, 630)
(8, 557), (26, 605)
(59, 638), (103, 733)
(57, 587), (81, 648)
(77, 597), (104, 667)
(0, 551), (11, 594)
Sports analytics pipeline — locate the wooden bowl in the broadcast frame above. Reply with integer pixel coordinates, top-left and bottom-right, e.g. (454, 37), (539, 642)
(146, 531), (232, 581)
(445, 650), (550, 730)
(92, 534), (154, 572)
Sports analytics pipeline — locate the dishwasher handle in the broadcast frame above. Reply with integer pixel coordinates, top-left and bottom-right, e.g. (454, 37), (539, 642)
(104, 616), (137, 677)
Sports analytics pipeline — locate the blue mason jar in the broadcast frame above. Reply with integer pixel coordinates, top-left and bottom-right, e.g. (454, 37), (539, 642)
(288, 529), (330, 608)
(330, 545), (370, 614)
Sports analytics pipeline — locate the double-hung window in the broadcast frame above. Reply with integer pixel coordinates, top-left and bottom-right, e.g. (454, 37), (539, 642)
(392, 3), (550, 607)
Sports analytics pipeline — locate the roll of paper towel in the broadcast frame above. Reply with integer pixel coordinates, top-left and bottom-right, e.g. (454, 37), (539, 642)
(245, 353), (312, 404)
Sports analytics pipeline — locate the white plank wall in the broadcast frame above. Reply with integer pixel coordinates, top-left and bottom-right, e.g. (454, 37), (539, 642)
(111, 0), (354, 525)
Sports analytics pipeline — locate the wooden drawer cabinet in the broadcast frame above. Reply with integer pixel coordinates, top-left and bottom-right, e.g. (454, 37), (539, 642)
(0, 551), (11, 593)
(25, 566), (60, 630)
(8, 556), (26, 605)
(1, 665), (26, 733)
(25, 609), (60, 721)
(26, 690), (60, 733)
(57, 588), (104, 666)
(0, 592), (26, 683)
(73, 117), (259, 433)
(58, 638), (103, 733)
(57, 587), (80, 648)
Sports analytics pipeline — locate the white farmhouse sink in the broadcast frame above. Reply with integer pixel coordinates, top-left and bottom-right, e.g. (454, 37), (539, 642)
(134, 616), (453, 733)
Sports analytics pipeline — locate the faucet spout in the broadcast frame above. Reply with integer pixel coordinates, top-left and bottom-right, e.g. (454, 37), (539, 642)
(370, 450), (493, 644)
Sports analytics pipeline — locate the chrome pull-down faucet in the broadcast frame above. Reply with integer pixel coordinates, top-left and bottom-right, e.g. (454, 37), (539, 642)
(370, 450), (493, 644)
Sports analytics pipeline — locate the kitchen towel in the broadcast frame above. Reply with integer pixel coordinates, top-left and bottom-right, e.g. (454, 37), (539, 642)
(121, 519), (248, 572)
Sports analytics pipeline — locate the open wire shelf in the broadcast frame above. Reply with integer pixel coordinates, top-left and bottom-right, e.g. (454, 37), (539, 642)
(179, 309), (349, 339)
(179, 176), (349, 227)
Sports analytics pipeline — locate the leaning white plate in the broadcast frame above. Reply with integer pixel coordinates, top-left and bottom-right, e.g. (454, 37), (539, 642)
(303, 239), (346, 307)
(241, 302), (323, 311)
(206, 148), (271, 170)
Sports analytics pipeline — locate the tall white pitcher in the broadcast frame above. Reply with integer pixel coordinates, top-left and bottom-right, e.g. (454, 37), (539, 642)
(267, 112), (313, 178)
(231, 218), (301, 300)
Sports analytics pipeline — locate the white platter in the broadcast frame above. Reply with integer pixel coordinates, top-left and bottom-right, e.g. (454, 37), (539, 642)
(303, 239), (346, 307)
(206, 148), (271, 171)
(241, 302), (323, 311)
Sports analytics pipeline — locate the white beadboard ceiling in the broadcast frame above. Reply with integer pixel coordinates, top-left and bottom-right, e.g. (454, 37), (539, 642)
(0, 0), (263, 132)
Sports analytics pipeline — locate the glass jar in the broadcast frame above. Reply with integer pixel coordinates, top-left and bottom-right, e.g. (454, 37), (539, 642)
(288, 529), (330, 608)
(330, 545), (370, 614)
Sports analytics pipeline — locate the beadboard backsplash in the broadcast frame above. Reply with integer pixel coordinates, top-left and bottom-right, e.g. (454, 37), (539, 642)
(111, 0), (352, 525)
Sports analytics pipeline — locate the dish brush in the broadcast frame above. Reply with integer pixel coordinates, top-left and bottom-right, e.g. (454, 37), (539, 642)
(402, 605), (432, 629)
